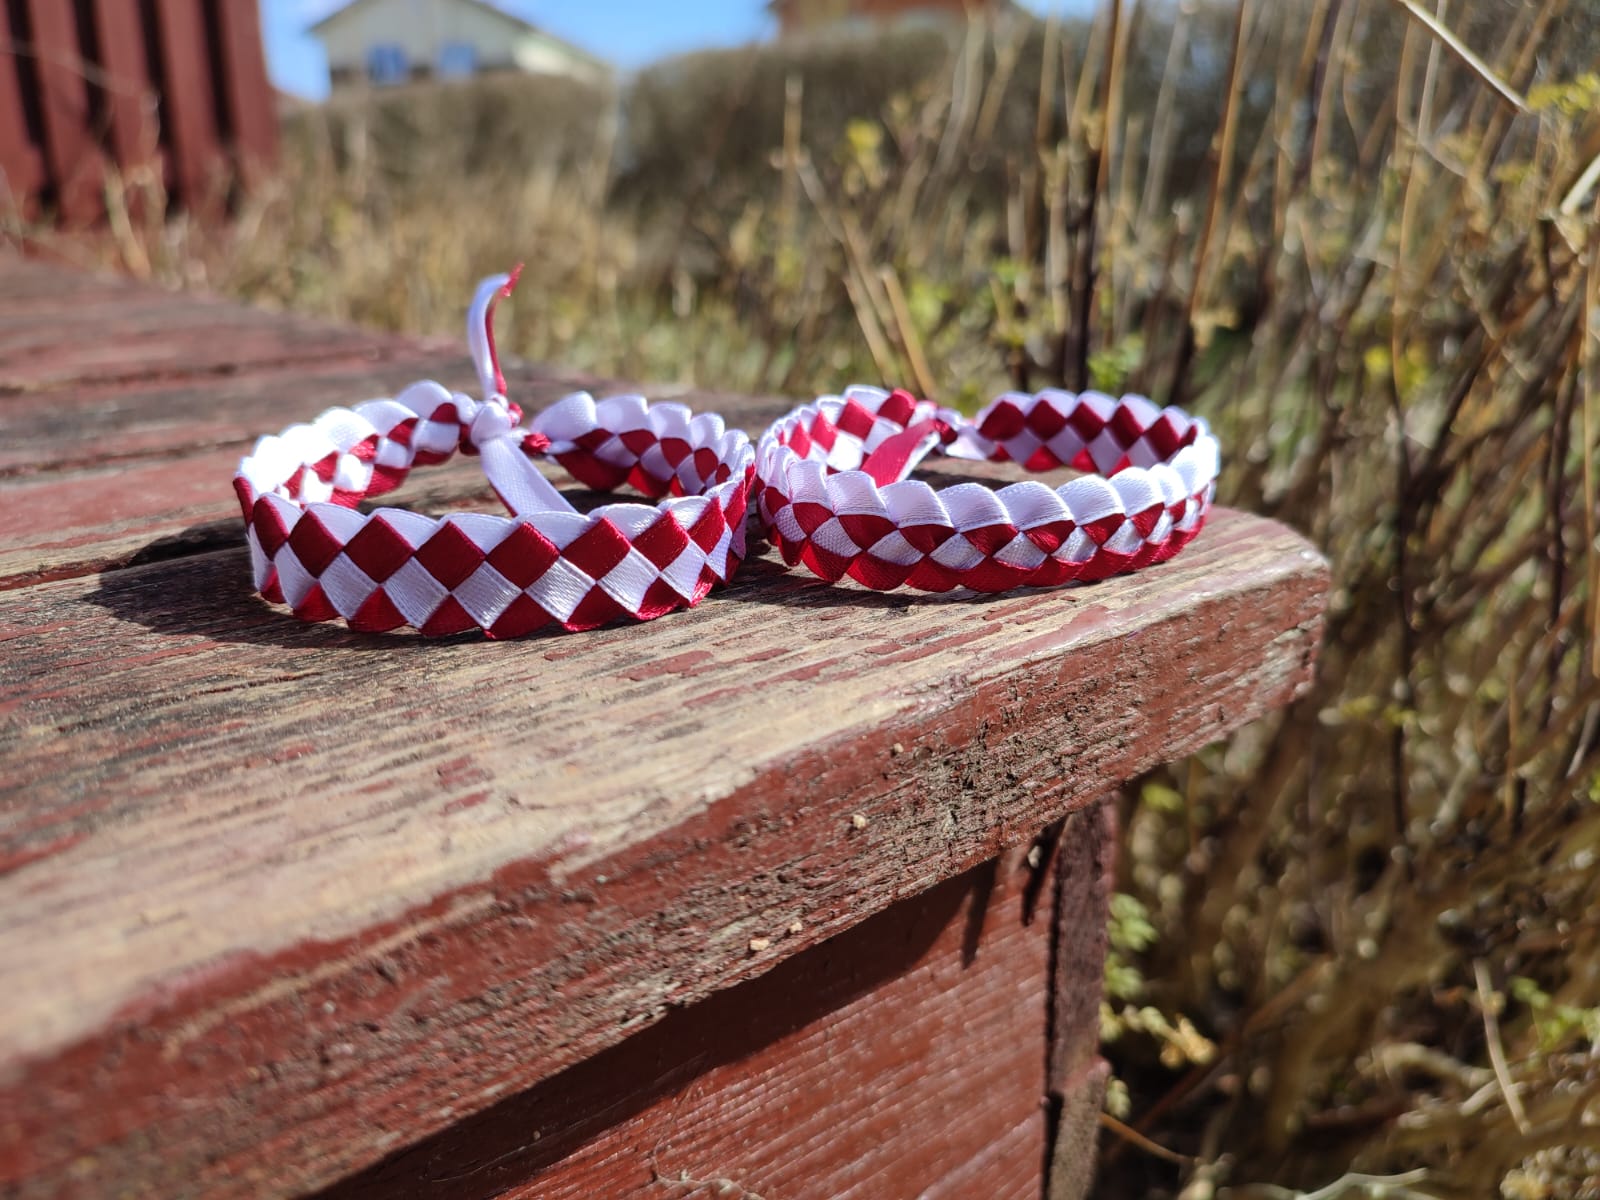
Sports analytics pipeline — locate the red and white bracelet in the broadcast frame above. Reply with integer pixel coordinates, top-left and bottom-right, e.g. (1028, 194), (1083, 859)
(234, 272), (754, 636)
(753, 385), (1219, 592)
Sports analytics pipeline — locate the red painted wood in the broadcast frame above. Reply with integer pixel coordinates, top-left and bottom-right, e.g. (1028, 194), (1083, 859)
(215, 0), (277, 178)
(22, 0), (103, 223)
(0, 514), (1325, 1199)
(321, 850), (1062, 1200)
(90, 0), (161, 179)
(0, 293), (431, 390)
(1, 0), (274, 219)
(1046, 801), (1118, 1200)
(0, 25), (45, 210)
(0, 252), (151, 304)
(149, 0), (220, 207)
(0, 355), (454, 469)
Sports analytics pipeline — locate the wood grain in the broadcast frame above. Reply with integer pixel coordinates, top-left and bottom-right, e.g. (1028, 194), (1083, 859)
(21, 0), (102, 224)
(0, 297), (428, 391)
(0, 257), (152, 309)
(1, 0), (276, 221)
(150, 0), (220, 208)
(0, 24), (45, 211)
(214, 0), (278, 179)
(320, 849), (1066, 1200)
(1046, 801), (1117, 1200)
(0, 505), (1326, 1198)
(89, 0), (161, 182)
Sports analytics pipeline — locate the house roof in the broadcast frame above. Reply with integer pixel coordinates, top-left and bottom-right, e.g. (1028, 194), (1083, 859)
(766, 0), (1008, 12)
(311, 0), (533, 38)
(309, 0), (607, 70)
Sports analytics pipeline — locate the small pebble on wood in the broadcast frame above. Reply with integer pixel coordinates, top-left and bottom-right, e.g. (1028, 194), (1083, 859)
(748, 937), (772, 953)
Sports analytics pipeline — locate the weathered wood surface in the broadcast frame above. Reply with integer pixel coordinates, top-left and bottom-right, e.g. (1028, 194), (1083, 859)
(0, 257), (1330, 1198)
(321, 849), (1061, 1200)
(1046, 802), (1117, 1200)
(0, 510), (1324, 1197)
(0, 286), (440, 391)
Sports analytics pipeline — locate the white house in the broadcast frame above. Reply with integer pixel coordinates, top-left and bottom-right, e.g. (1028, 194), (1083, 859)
(310, 0), (608, 90)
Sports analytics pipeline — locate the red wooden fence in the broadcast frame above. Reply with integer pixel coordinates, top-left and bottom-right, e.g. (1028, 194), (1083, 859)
(0, 0), (277, 223)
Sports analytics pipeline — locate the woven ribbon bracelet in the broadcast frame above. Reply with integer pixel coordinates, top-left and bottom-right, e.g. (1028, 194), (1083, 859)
(234, 272), (755, 637)
(752, 385), (1220, 592)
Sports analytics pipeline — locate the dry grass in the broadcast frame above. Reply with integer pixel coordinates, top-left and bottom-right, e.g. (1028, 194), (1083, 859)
(12, 1), (1600, 1195)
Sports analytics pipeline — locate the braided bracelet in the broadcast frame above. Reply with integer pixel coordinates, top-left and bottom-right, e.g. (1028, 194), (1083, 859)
(234, 272), (754, 637)
(753, 385), (1219, 592)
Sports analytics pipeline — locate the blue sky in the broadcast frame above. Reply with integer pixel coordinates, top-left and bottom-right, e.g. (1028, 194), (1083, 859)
(264, 1), (1094, 98)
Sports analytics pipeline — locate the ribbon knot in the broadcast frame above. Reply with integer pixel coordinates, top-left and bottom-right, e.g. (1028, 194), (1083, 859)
(459, 274), (571, 517)
(466, 396), (521, 452)
(471, 403), (571, 517)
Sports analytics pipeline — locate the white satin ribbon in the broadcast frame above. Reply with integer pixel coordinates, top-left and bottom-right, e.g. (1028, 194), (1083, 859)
(467, 397), (574, 517)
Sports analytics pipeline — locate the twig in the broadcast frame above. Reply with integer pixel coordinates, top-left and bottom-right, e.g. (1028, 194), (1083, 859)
(1169, 0), (1250, 405)
(1233, 1169), (1432, 1200)
(1558, 150), (1600, 217)
(1303, 1169), (1430, 1200)
(842, 271), (902, 386)
(1387, 0), (1530, 113)
(1098, 1111), (1193, 1166)
(1473, 959), (1532, 1134)
(878, 265), (938, 400)
(1585, 201), (1600, 679)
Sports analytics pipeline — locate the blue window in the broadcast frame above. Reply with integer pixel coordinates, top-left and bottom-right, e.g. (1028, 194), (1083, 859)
(438, 41), (477, 78)
(366, 43), (408, 85)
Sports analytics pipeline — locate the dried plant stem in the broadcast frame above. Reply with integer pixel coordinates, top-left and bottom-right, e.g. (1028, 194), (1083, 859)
(1388, 0), (1529, 113)
(878, 266), (937, 399)
(1098, 1112), (1192, 1166)
(1474, 959), (1532, 1135)
(1169, 0), (1250, 405)
(1587, 210), (1600, 678)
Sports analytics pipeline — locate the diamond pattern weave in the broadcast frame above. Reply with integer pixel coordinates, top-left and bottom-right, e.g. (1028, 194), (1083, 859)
(234, 275), (754, 637)
(753, 385), (1220, 593)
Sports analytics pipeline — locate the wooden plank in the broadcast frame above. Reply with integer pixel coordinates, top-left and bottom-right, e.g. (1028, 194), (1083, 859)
(0, 295), (389, 357)
(324, 849), (1062, 1200)
(0, 253), (151, 306)
(0, 289), (315, 340)
(0, 356), (476, 476)
(0, 297), (440, 391)
(0, 507), (1327, 1198)
(214, 0), (277, 176)
(90, 0), (162, 177)
(0, 351), (666, 475)
(23, 0), (103, 223)
(1046, 800), (1117, 1200)
(150, 0), (220, 207)
(0, 444), (508, 590)
(0, 25), (46, 209)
